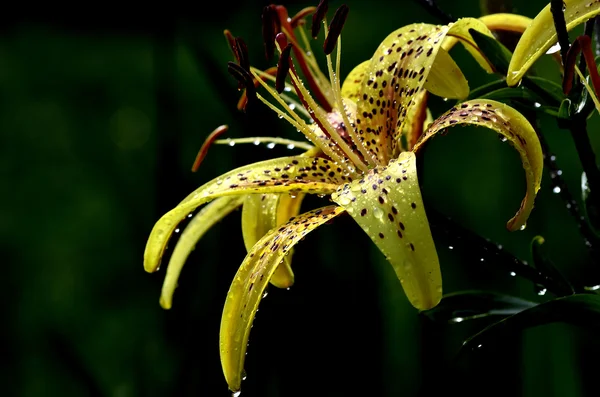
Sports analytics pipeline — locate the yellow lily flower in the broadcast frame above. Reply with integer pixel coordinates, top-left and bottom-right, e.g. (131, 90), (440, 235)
(507, 0), (600, 86)
(144, 2), (544, 393)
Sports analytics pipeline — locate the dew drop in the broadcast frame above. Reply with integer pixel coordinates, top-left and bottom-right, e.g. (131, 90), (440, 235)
(289, 103), (296, 110)
(337, 195), (352, 205)
(534, 102), (541, 108)
(553, 186), (561, 194)
(537, 288), (547, 296)
(510, 271), (516, 277)
(174, 228), (180, 233)
(232, 392), (241, 397)
(448, 245), (454, 250)
(278, 114), (284, 119)
(263, 292), (268, 298)
(450, 317), (464, 323)
(546, 42), (561, 54)
(253, 140), (260, 146)
(499, 136), (508, 143)
(286, 143), (295, 150)
(373, 207), (384, 220)
(519, 224), (527, 231)
(266, 142), (276, 149)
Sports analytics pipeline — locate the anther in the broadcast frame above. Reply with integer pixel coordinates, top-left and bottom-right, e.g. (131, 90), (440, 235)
(234, 37), (250, 73)
(324, 4), (349, 55)
(227, 62), (257, 112)
(311, 0), (329, 39)
(191, 125), (229, 172)
(262, 5), (279, 60)
(276, 43), (293, 93)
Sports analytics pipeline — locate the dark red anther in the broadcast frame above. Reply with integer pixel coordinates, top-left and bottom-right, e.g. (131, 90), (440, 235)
(262, 5), (280, 60)
(234, 37), (250, 73)
(224, 29), (240, 63)
(191, 125), (229, 172)
(275, 32), (288, 49)
(227, 61), (257, 112)
(311, 0), (329, 39)
(276, 43), (293, 93)
(323, 5), (349, 55)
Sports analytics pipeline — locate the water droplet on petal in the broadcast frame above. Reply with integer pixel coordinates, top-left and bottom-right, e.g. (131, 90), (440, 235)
(373, 207), (384, 221)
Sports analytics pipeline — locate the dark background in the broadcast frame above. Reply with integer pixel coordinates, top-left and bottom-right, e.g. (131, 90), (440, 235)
(3, 0), (600, 396)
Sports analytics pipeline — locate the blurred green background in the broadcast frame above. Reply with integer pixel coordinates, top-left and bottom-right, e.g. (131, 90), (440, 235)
(3, 0), (600, 396)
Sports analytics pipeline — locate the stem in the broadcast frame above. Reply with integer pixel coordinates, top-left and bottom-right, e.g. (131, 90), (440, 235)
(551, 0), (571, 66)
(570, 116), (600, 204)
(535, 120), (600, 261)
(415, 0), (455, 24)
(427, 208), (568, 296)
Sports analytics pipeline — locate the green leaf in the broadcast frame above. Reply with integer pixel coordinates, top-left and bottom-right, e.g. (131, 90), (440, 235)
(530, 236), (574, 296)
(467, 79), (510, 100)
(469, 28), (513, 75)
(461, 294), (600, 351)
(478, 87), (544, 102)
(422, 290), (536, 324)
(526, 76), (566, 103)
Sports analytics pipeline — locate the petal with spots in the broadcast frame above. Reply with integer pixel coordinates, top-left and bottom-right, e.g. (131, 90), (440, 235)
(159, 195), (245, 310)
(144, 156), (348, 273)
(331, 151), (442, 311)
(413, 99), (543, 231)
(507, 0), (600, 86)
(220, 205), (345, 393)
(241, 192), (305, 288)
(340, 60), (369, 101)
(354, 19), (494, 164)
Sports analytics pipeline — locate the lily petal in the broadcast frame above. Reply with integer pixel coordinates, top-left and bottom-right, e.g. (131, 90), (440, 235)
(331, 151), (442, 310)
(507, 0), (600, 86)
(340, 60), (369, 101)
(413, 99), (543, 231)
(424, 46), (469, 100)
(241, 192), (305, 288)
(144, 156), (349, 273)
(220, 205), (345, 393)
(159, 196), (245, 309)
(354, 19), (494, 164)
(477, 13), (533, 34)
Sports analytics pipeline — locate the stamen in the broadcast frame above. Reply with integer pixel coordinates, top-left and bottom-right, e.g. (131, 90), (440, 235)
(323, 5), (349, 55)
(274, 4), (332, 111)
(287, 64), (368, 173)
(228, 62), (257, 111)
(563, 35), (600, 99)
(276, 43), (293, 93)
(320, 7), (377, 167)
(237, 66), (278, 111)
(224, 30), (240, 64)
(215, 137), (314, 151)
(234, 37), (250, 72)
(290, 6), (317, 29)
(191, 125), (229, 172)
(311, 0), (329, 39)
(261, 5), (280, 60)
(251, 68), (355, 173)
